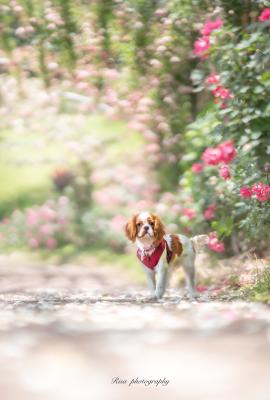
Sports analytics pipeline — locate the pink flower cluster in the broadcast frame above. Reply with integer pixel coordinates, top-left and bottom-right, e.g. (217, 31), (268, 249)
(212, 86), (232, 101)
(240, 182), (270, 202)
(205, 73), (232, 108)
(259, 8), (270, 22)
(191, 163), (204, 174)
(251, 181), (270, 202)
(182, 208), (196, 220)
(205, 73), (220, 85)
(193, 36), (210, 58)
(219, 165), (231, 180)
(192, 142), (236, 222)
(203, 203), (216, 220)
(239, 187), (252, 198)
(201, 141), (237, 166)
(192, 142), (234, 185)
(200, 18), (224, 35)
(0, 199), (71, 251)
(208, 232), (225, 253)
(24, 199), (70, 249)
(193, 18), (224, 58)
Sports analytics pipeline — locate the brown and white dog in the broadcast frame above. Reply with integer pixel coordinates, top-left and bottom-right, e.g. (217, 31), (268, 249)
(125, 211), (208, 300)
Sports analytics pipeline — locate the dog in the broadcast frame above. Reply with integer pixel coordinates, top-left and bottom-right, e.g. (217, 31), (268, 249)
(125, 211), (208, 299)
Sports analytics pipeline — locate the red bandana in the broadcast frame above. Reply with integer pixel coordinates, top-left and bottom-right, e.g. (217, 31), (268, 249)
(137, 239), (172, 270)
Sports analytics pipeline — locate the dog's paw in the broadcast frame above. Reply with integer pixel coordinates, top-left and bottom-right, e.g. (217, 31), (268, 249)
(140, 294), (157, 303)
(189, 290), (199, 300)
(185, 286), (199, 300)
(155, 289), (165, 300)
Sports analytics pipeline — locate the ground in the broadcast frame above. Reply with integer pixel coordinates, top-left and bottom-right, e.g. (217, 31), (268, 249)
(0, 253), (270, 400)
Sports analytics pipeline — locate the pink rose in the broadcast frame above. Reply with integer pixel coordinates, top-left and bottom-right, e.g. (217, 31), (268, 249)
(203, 203), (216, 220)
(252, 181), (265, 195)
(193, 36), (210, 56)
(240, 187), (252, 198)
(205, 74), (220, 85)
(201, 141), (236, 166)
(218, 141), (237, 164)
(252, 182), (270, 202)
(259, 8), (270, 21)
(183, 208), (196, 220)
(208, 232), (225, 253)
(200, 18), (224, 35)
(191, 163), (204, 174)
(219, 165), (231, 180)
(212, 86), (232, 100)
(201, 147), (222, 165)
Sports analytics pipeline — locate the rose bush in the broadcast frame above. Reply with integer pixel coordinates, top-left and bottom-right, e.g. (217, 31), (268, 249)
(177, 2), (270, 253)
(0, 197), (130, 253)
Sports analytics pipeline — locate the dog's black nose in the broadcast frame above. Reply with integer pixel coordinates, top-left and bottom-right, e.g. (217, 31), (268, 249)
(144, 226), (149, 231)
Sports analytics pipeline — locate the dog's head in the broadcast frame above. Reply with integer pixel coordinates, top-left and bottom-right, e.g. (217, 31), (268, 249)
(125, 212), (165, 243)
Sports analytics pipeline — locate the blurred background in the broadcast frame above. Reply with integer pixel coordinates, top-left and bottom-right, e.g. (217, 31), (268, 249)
(0, 0), (270, 264)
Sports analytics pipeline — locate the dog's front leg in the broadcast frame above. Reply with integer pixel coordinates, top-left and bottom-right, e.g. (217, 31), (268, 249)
(143, 266), (156, 299)
(155, 261), (167, 299)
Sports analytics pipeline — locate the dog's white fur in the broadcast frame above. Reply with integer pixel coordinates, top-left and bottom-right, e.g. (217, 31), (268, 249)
(126, 211), (208, 300)
(140, 233), (197, 299)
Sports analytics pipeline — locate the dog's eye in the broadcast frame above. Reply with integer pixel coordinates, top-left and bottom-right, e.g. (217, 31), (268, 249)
(149, 222), (154, 227)
(137, 222), (142, 227)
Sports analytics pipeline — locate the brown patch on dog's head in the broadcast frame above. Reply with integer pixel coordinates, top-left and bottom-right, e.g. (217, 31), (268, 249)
(124, 214), (138, 242)
(150, 214), (165, 244)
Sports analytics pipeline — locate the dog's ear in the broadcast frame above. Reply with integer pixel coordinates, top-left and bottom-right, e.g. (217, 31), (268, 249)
(125, 214), (138, 242)
(152, 214), (165, 242)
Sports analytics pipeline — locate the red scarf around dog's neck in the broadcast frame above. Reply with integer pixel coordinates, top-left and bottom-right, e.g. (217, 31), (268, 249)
(137, 239), (171, 270)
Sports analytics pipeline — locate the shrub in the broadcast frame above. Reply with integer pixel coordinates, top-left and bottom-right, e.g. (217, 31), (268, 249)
(178, 4), (270, 253)
(245, 269), (270, 304)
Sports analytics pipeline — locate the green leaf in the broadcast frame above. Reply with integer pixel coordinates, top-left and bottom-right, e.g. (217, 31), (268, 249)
(254, 86), (264, 94)
(239, 86), (249, 94)
(211, 217), (233, 237)
(260, 71), (270, 82)
(242, 116), (252, 123)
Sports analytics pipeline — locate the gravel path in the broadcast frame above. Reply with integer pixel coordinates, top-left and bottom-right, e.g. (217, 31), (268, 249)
(0, 255), (269, 400)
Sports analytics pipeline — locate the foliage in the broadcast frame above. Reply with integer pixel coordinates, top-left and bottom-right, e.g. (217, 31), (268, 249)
(177, 2), (270, 253)
(245, 269), (270, 304)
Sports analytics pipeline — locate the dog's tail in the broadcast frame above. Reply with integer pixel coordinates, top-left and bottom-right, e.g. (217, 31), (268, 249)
(191, 234), (209, 253)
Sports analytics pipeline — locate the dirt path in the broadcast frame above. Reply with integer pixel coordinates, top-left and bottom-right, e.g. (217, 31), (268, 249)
(0, 254), (269, 400)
